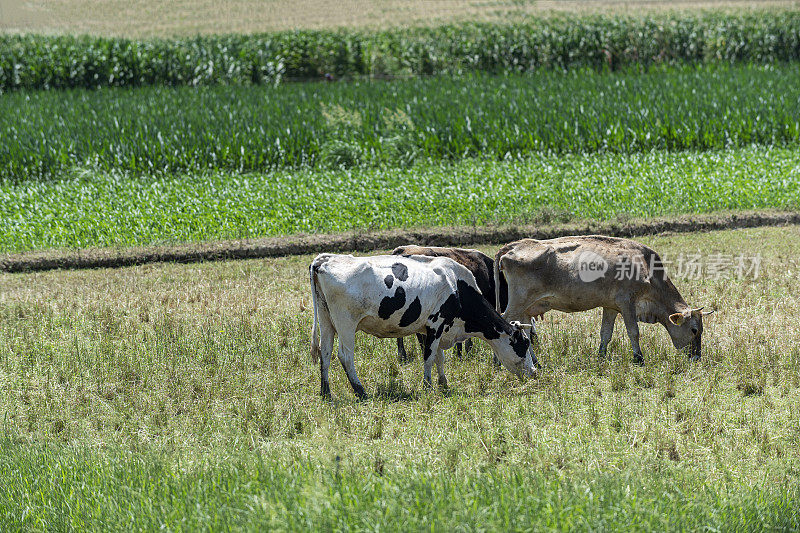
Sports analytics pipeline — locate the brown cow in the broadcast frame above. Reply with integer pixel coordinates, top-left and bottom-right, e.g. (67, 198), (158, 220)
(392, 245), (508, 363)
(495, 235), (713, 364)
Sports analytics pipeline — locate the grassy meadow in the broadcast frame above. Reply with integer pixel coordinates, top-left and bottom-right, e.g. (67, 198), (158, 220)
(1, 226), (799, 529)
(2, 3), (800, 529)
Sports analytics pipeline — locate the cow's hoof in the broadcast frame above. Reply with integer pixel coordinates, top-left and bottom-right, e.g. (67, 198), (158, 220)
(633, 353), (645, 366)
(353, 385), (369, 401)
(320, 383), (331, 400)
(438, 376), (449, 390)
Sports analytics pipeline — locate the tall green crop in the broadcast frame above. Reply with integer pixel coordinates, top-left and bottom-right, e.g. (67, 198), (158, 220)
(0, 65), (798, 179)
(1, 11), (800, 91)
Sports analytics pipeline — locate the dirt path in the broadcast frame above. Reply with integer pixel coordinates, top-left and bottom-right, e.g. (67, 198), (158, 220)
(2, 210), (798, 273)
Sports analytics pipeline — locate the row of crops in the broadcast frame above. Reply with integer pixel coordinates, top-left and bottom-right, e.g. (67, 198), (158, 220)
(1, 64), (798, 179)
(3, 11), (800, 251)
(1, 11), (799, 91)
(2, 147), (798, 251)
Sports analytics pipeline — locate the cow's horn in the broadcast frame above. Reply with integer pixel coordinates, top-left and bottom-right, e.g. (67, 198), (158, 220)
(510, 321), (533, 329)
(701, 309), (715, 316)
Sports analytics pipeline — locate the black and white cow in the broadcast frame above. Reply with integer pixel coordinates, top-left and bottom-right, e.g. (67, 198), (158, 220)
(391, 245), (509, 363)
(309, 253), (538, 399)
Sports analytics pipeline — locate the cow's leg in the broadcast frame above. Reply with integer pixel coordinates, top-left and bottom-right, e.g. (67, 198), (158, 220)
(416, 333), (426, 354)
(464, 338), (473, 355)
(319, 325), (335, 399)
(316, 306), (336, 399)
(435, 348), (448, 389)
(528, 323), (539, 350)
(620, 304), (644, 365)
(397, 338), (411, 364)
(527, 322), (542, 369)
(454, 343), (462, 358)
(336, 331), (368, 399)
(598, 307), (618, 358)
(422, 332), (442, 391)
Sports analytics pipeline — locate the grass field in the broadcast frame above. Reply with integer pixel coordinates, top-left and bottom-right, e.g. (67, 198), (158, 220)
(1, 225), (798, 529)
(2, 2), (800, 527)
(2, 147), (799, 252)
(2, 0), (796, 36)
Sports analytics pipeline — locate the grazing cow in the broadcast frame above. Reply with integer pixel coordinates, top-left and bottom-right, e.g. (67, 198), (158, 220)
(391, 245), (509, 362)
(309, 253), (537, 399)
(495, 235), (713, 364)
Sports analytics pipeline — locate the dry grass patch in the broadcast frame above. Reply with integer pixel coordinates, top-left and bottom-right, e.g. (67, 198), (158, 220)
(0, 0), (796, 36)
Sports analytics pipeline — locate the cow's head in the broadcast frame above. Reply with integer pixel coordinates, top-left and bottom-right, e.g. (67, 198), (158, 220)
(501, 321), (538, 378)
(667, 307), (714, 360)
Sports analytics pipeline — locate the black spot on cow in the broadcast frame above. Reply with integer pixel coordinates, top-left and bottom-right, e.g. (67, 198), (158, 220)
(509, 329), (529, 359)
(423, 327), (437, 360)
(384, 275), (394, 288)
(428, 292), (460, 339)
(391, 245), (502, 312)
(456, 279), (503, 340)
(391, 263), (409, 281)
(378, 287), (406, 319)
(399, 297), (422, 327)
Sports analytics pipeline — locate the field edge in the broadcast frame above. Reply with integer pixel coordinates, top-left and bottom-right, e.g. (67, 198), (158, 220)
(3, 209), (799, 273)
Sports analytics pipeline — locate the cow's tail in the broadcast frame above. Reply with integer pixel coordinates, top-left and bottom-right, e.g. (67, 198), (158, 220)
(494, 244), (513, 313)
(493, 257), (502, 313)
(309, 262), (322, 364)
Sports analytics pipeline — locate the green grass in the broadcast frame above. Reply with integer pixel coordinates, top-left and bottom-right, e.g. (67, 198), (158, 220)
(1, 227), (799, 530)
(1, 147), (799, 252)
(2, 65), (800, 179)
(1, 442), (797, 531)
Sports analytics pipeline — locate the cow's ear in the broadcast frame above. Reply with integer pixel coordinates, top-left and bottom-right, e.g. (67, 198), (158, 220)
(669, 312), (685, 326)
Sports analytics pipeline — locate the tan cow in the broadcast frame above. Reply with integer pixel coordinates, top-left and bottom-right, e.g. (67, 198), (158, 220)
(494, 235), (713, 364)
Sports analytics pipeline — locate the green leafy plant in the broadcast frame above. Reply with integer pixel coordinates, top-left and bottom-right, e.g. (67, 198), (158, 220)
(2, 64), (800, 179)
